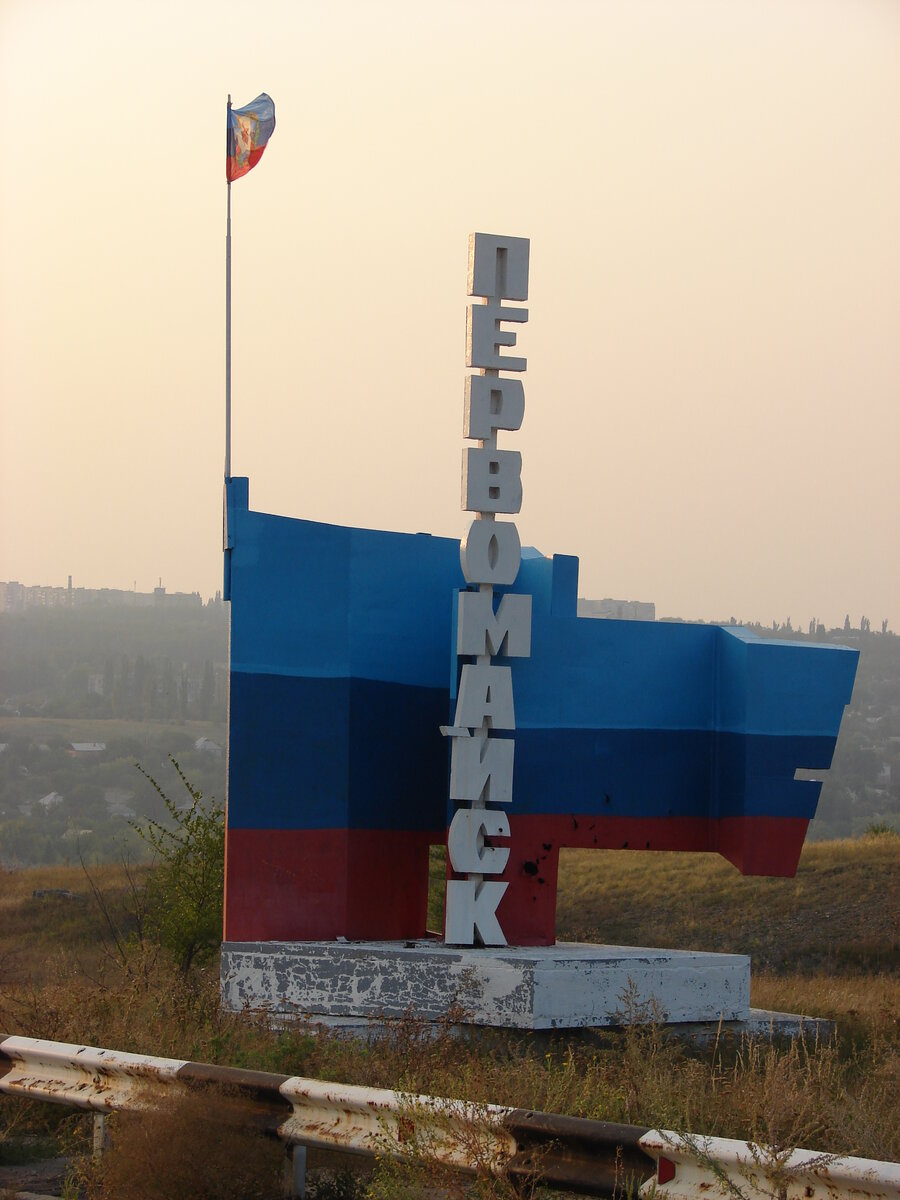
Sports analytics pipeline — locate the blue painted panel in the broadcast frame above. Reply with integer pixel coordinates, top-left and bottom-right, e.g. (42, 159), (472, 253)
(714, 623), (750, 732)
(516, 551), (555, 614)
(738, 634), (858, 737)
(230, 510), (353, 678)
(514, 615), (717, 730)
(228, 481), (462, 686)
(224, 477), (858, 840)
(347, 527), (460, 686)
(551, 554), (579, 617)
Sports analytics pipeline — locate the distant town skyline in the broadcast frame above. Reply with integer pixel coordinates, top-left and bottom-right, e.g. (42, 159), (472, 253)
(1, 0), (898, 631)
(1, 572), (890, 633)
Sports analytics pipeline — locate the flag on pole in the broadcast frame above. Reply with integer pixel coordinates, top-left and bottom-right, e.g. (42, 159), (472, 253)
(227, 93), (276, 182)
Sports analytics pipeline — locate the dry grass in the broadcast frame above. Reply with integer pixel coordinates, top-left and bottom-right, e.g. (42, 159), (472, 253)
(751, 970), (899, 1030)
(556, 836), (900, 973)
(1, 842), (899, 1196)
(2, 955), (896, 1163)
(75, 1091), (283, 1200)
(0, 862), (152, 989)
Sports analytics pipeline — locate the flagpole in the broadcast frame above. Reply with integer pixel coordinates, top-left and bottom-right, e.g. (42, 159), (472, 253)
(225, 94), (232, 481)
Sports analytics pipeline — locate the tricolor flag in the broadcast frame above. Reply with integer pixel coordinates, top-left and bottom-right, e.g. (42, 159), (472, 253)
(227, 94), (276, 182)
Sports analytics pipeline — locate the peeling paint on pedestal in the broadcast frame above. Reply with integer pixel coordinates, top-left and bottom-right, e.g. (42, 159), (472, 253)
(221, 941), (750, 1030)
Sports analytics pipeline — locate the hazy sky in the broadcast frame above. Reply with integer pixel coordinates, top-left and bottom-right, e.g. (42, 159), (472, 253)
(1, 0), (898, 628)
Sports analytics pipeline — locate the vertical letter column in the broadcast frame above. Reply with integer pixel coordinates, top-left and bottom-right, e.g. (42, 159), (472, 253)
(443, 233), (532, 947)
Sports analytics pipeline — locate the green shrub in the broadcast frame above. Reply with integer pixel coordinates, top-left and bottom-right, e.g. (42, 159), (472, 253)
(133, 758), (224, 974)
(864, 821), (898, 839)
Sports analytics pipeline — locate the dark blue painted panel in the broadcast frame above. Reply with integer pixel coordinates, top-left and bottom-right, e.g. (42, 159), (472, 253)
(511, 727), (713, 819)
(551, 555), (579, 617)
(229, 667), (839, 829)
(494, 729), (834, 821)
(228, 671), (351, 828)
(228, 670), (450, 831)
(347, 676), (451, 829)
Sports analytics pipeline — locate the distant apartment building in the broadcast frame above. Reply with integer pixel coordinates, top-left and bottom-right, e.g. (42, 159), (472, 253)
(0, 579), (203, 613)
(577, 597), (656, 622)
(0, 581), (25, 612)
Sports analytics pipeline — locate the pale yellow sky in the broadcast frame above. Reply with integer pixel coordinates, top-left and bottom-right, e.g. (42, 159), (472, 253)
(1, 0), (898, 627)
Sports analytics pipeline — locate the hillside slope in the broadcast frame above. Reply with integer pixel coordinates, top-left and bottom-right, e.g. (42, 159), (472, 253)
(555, 836), (899, 972)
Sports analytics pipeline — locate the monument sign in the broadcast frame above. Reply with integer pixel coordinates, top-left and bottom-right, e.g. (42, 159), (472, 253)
(219, 234), (857, 1026)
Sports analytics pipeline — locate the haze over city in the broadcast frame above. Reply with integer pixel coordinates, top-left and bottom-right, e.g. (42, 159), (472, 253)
(1, 0), (897, 629)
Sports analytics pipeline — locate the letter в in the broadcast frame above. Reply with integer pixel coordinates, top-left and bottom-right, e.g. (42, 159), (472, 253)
(462, 448), (523, 514)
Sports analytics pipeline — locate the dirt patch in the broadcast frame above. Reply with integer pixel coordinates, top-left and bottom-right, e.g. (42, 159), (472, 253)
(0, 1153), (67, 1196)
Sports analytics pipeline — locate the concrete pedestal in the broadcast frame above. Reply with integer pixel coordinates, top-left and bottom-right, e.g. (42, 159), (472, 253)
(221, 940), (750, 1031)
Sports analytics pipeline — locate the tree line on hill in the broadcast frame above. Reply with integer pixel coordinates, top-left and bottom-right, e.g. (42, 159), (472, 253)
(0, 604), (227, 722)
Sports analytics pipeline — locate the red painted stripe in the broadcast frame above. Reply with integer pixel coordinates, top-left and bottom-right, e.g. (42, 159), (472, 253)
(225, 815), (808, 945)
(224, 827), (441, 942)
(495, 814), (808, 945)
(473, 814), (713, 946)
(716, 816), (807, 876)
(224, 826), (346, 941)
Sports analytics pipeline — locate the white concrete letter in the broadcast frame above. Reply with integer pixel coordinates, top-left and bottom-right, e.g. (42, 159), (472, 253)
(464, 376), (525, 441)
(449, 734), (515, 805)
(467, 233), (530, 301)
(466, 303), (528, 372)
(460, 520), (521, 586)
(454, 664), (515, 730)
(444, 878), (509, 946)
(447, 808), (511, 875)
(457, 590), (532, 658)
(462, 448), (523, 514)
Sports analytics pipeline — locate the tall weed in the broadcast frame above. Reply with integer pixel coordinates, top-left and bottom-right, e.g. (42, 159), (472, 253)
(76, 1091), (282, 1200)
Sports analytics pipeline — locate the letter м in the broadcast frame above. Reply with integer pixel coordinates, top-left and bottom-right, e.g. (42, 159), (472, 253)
(457, 590), (532, 658)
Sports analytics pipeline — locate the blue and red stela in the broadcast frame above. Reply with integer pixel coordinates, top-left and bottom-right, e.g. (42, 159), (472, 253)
(223, 477), (858, 946)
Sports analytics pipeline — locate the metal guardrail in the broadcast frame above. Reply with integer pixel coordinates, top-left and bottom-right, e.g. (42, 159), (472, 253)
(2, 1034), (899, 1199)
(640, 1130), (900, 1200)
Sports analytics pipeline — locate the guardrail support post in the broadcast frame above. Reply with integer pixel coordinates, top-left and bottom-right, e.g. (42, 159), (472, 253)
(92, 1113), (107, 1162)
(283, 1143), (306, 1198)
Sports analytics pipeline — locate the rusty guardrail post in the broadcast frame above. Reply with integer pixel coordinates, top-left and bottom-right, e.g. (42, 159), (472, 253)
(91, 1112), (107, 1163)
(283, 1142), (306, 1198)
